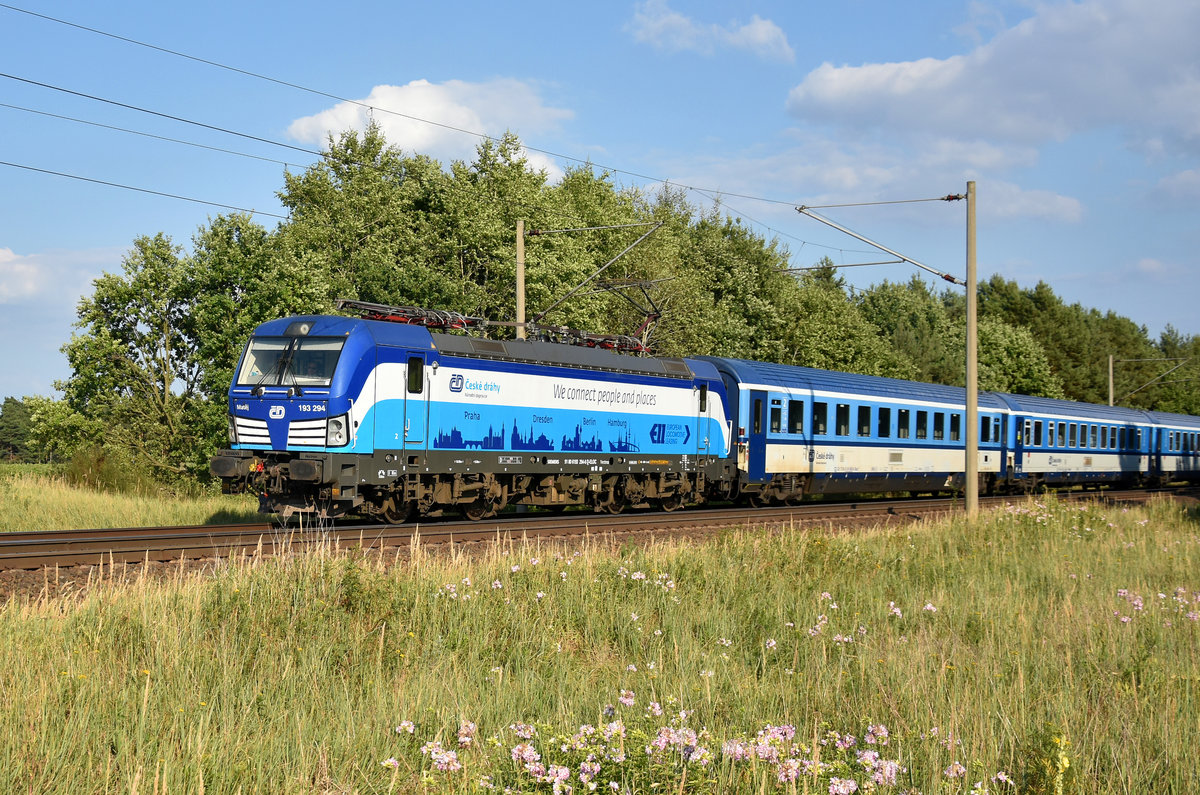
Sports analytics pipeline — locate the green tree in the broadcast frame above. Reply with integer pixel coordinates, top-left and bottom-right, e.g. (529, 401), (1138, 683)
(57, 233), (204, 480)
(781, 261), (912, 377)
(969, 276), (1160, 406)
(0, 397), (32, 460)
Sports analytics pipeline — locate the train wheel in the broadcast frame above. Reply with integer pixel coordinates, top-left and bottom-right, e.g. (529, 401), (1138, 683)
(659, 494), (683, 512)
(461, 500), (492, 521)
(380, 496), (412, 525)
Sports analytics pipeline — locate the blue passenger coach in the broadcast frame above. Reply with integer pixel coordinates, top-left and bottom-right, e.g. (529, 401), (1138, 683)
(700, 358), (1008, 502)
(992, 393), (1152, 490)
(1146, 409), (1200, 484)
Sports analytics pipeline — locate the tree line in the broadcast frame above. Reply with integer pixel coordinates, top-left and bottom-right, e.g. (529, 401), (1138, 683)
(2, 125), (1196, 487)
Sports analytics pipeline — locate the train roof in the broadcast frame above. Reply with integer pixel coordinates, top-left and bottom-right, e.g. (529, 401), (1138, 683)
(1144, 409), (1200, 430)
(699, 356), (1009, 409)
(990, 392), (1153, 423)
(433, 333), (698, 379)
(252, 315), (705, 380)
(252, 314), (438, 349)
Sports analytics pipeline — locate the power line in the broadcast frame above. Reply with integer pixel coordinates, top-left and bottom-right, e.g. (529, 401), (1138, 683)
(0, 72), (320, 158)
(2, 72), (601, 230)
(0, 160), (288, 219)
(0, 102), (303, 169)
(0, 3), (880, 259)
(0, 3), (813, 212)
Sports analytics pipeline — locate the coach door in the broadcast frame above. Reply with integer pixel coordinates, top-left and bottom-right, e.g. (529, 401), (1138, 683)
(748, 389), (768, 482)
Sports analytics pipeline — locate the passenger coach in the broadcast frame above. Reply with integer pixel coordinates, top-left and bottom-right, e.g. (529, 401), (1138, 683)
(699, 358), (1009, 502)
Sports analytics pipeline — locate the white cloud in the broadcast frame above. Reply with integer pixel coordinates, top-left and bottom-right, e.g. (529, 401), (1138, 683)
(1156, 168), (1200, 199)
(787, 0), (1200, 152)
(0, 246), (114, 305)
(629, 0), (794, 62)
(0, 248), (42, 303)
(655, 131), (1080, 224)
(975, 180), (1083, 222)
(1135, 257), (1168, 276)
(287, 79), (574, 177)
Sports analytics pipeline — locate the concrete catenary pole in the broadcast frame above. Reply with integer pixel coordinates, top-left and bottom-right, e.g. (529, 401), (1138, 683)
(966, 181), (979, 518)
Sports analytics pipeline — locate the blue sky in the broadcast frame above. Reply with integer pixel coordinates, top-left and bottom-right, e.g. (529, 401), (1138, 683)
(2, 0), (1198, 401)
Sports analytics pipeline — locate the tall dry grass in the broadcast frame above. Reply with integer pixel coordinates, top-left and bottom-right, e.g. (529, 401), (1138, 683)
(0, 495), (1195, 792)
(0, 471), (260, 532)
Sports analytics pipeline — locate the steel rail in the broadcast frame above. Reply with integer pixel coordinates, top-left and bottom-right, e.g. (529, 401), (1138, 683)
(0, 489), (1186, 572)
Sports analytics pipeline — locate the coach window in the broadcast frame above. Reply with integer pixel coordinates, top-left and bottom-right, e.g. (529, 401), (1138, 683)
(770, 405), (782, 433)
(788, 400), (803, 433)
(878, 407), (892, 438)
(950, 413), (961, 442)
(1090, 425), (1098, 448)
(813, 402), (828, 435)
(1022, 420), (1031, 445)
(699, 384), (708, 412)
(1119, 427), (1127, 450)
(916, 411), (929, 440)
(1034, 421), (1043, 447)
(858, 406), (872, 437)
(1048, 422), (1056, 447)
(753, 399), (763, 434)
(933, 413), (945, 441)
(1069, 424), (1077, 447)
(836, 404), (851, 436)
(1137, 429), (1143, 449)
(407, 357), (424, 393)
(980, 416), (991, 443)
(1058, 422), (1066, 447)
(898, 409), (911, 439)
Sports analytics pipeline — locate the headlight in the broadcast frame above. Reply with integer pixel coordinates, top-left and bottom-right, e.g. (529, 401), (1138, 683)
(228, 414), (238, 444)
(326, 414), (349, 447)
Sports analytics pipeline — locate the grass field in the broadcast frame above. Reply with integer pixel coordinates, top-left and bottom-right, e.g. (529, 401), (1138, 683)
(0, 470), (260, 531)
(0, 491), (1196, 793)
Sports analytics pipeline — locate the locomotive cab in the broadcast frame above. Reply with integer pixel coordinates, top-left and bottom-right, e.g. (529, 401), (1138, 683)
(210, 315), (436, 519)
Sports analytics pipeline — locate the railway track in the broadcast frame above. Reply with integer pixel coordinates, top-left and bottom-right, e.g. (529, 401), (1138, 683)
(0, 488), (1186, 573)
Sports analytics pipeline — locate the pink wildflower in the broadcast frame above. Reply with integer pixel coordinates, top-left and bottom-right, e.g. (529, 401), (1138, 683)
(511, 743), (541, 765)
(945, 761), (967, 778)
(458, 720), (477, 747)
(510, 722), (537, 739)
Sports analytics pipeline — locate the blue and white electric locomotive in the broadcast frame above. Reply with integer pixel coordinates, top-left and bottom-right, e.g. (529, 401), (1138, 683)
(211, 305), (733, 520)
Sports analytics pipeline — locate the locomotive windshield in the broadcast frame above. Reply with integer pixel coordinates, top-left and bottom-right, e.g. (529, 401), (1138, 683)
(236, 336), (345, 388)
